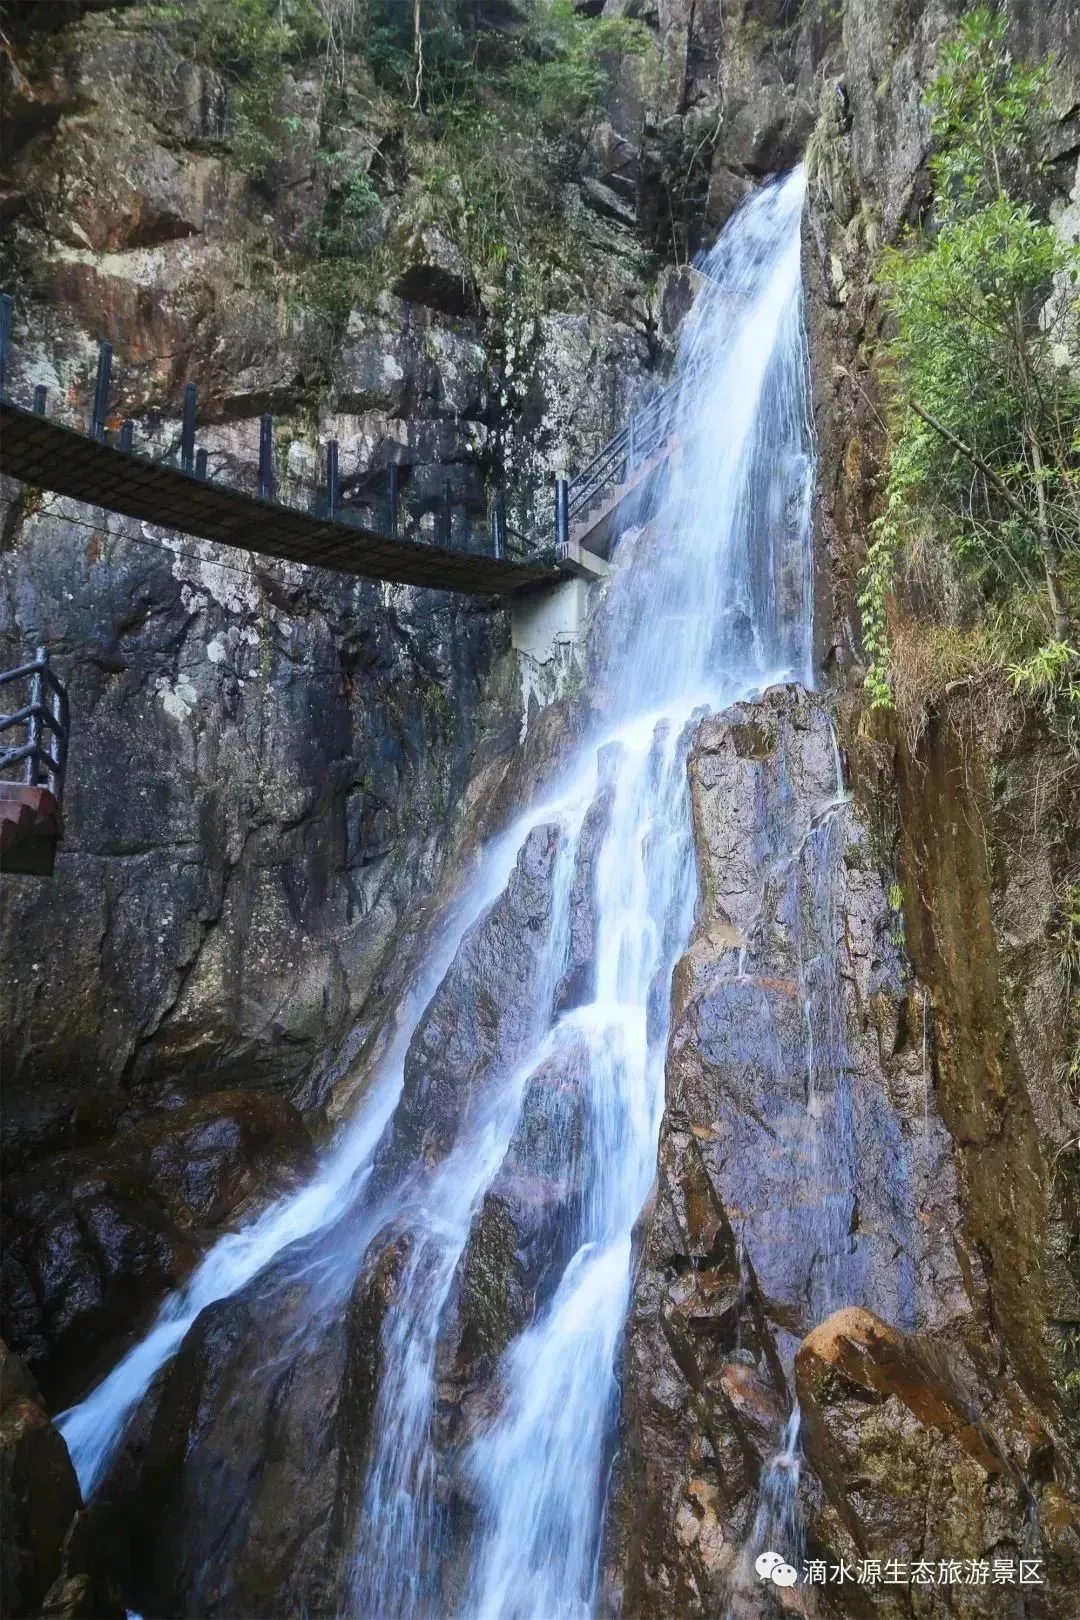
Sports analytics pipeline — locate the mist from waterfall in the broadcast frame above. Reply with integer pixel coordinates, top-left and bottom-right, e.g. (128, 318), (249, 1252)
(59, 168), (815, 1617)
(349, 164), (814, 1620)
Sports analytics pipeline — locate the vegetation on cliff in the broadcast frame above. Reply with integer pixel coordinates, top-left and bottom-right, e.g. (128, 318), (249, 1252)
(859, 8), (1079, 724)
(149, 0), (656, 324)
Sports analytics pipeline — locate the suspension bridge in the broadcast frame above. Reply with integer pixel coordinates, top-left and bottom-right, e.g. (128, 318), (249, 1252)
(0, 290), (679, 871)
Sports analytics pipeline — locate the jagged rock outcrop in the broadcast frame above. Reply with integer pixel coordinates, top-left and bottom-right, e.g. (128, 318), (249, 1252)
(2, 1090), (314, 1410)
(0, 1340), (123, 1620)
(373, 821), (565, 1185)
(89, 811), (575, 1616)
(796, 1307), (1080, 1613)
(602, 685), (1080, 1616)
(1, 1341), (81, 1619)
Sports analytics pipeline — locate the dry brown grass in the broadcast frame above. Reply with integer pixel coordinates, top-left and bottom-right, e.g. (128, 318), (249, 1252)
(888, 616), (1018, 750)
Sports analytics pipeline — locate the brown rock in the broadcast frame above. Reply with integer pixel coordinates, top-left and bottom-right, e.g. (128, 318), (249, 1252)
(0, 1341), (80, 1620)
(795, 1307), (1004, 1478)
(1, 1091), (314, 1409)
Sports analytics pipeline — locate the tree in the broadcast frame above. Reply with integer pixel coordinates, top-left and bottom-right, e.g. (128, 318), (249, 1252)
(860, 7), (1080, 708)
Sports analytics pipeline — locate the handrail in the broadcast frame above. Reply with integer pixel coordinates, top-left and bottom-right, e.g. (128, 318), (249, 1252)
(532, 375), (680, 545)
(0, 646), (69, 801)
(0, 287), (682, 586)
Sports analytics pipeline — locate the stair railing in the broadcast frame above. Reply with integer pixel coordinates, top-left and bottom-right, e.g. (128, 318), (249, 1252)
(0, 647), (69, 802)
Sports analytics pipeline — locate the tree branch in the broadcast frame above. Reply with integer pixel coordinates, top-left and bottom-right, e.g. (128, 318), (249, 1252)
(910, 399), (1030, 521)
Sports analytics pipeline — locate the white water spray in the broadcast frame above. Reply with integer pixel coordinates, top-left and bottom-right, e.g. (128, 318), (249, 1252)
(60, 170), (815, 1617)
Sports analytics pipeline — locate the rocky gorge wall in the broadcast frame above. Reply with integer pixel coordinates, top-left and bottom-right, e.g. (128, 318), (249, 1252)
(1, 1), (1078, 1618)
(0, 0), (841, 1424)
(600, 0), (1080, 1613)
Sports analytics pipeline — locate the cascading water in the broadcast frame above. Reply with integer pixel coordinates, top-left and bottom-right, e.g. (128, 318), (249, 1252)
(60, 168), (817, 1617)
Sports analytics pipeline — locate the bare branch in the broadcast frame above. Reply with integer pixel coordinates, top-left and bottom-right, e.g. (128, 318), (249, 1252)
(910, 399), (1031, 520)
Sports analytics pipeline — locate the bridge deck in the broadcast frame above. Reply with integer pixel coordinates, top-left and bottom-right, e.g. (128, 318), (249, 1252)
(0, 402), (558, 596)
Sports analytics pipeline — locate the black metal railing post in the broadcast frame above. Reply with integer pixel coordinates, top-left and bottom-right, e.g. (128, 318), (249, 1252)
(258, 413), (275, 501)
(0, 292), (11, 402)
(119, 420), (134, 451)
(490, 490), (503, 559)
(441, 478), (452, 548)
(388, 461), (399, 537)
(91, 342), (113, 440)
(181, 381), (197, 474)
(325, 439), (339, 520)
(195, 447), (208, 480)
(32, 385), (47, 415)
(555, 476), (569, 549)
(24, 647), (45, 786)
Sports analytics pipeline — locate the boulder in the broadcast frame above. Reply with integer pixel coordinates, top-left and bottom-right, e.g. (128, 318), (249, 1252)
(795, 1307), (1080, 1604)
(1, 1092), (314, 1410)
(0, 1342), (81, 1619)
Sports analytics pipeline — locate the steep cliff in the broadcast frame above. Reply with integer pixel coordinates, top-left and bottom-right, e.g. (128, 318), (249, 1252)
(602, 0), (1080, 1611)
(0, 0), (658, 1409)
(1, 1), (1078, 1616)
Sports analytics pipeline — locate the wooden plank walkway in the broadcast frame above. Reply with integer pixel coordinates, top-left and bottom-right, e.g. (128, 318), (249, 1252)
(0, 402), (559, 597)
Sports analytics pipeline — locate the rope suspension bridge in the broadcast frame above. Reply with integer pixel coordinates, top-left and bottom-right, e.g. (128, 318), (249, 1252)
(0, 290), (679, 871)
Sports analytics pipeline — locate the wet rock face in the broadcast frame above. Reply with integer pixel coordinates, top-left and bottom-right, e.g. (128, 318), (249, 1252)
(0, 5), (524, 1427)
(0, 0), (669, 1230)
(605, 682), (1080, 1615)
(0, 1339), (123, 1620)
(447, 1038), (591, 1381)
(374, 822), (564, 1184)
(796, 1308), (1080, 1610)
(0, 1341), (81, 1619)
(603, 687), (971, 1615)
(98, 1266), (355, 1620)
(1, 1092), (314, 1411)
(85, 810), (584, 1618)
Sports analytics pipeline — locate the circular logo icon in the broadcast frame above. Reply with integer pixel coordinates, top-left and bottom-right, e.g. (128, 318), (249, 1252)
(755, 1550), (784, 1580)
(772, 1561), (798, 1587)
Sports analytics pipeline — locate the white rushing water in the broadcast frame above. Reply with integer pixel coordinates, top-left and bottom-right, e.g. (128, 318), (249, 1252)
(60, 168), (814, 1616)
(57, 812), (544, 1495)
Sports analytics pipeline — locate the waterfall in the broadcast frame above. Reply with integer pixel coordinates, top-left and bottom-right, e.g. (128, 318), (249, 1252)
(59, 168), (815, 1616)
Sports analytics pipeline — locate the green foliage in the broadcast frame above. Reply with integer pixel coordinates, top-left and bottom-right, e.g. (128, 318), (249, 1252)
(1008, 639), (1080, 716)
(860, 6), (1080, 711)
(511, 0), (649, 144)
(387, 2), (653, 277)
(927, 7), (1053, 218)
(157, 2), (657, 339)
(1056, 877), (1080, 1096)
(307, 150), (381, 258)
(151, 0), (325, 181)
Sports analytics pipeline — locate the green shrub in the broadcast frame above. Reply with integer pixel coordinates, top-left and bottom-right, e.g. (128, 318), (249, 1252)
(860, 7), (1080, 710)
(151, 0), (325, 181)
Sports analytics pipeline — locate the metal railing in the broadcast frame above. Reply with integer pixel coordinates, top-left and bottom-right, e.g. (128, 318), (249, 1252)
(569, 381), (678, 526)
(0, 647), (69, 801)
(0, 288), (681, 576)
(529, 378), (680, 548)
(0, 291), (552, 570)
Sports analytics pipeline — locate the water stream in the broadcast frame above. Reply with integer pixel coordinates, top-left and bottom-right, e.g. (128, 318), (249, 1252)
(60, 167), (816, 1616)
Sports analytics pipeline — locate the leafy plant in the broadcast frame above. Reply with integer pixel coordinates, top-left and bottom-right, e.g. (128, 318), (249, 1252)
(509, 0), (650, 169)
(860, 7), (1080, 710)
(150, 0), (325, 181)
(1055, 878), (1080, 1096)
(308, 150), (382, 258)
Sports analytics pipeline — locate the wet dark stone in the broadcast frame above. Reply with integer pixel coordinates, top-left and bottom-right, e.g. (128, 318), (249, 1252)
(373, 823), (564, 1187)
(1, 1092), (314, 1410)
(0, 1340), (82, 1619)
